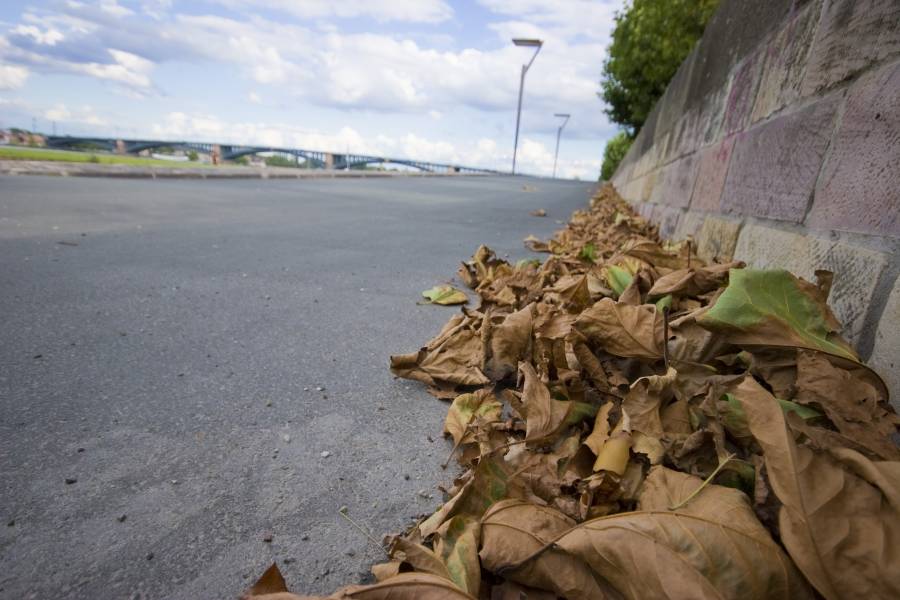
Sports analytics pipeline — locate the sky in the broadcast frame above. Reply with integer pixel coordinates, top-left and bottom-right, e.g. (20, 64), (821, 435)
(0, 0), (624, 178)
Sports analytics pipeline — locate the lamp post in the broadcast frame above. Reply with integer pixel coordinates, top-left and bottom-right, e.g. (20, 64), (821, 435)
(552, 113), (570, 179)
(511, 38), (543, 175)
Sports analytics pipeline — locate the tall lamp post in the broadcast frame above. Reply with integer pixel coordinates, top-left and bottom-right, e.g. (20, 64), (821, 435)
(552, 113), (570, 179)
(511, 38), (543, 175)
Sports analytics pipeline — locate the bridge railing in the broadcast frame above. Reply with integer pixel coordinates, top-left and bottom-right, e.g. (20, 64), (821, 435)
(43, 136), (502, 174)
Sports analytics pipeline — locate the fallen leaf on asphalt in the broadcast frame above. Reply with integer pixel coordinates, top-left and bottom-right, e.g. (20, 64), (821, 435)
(421, 285), (468, 305)
(529, 208), (547, 217)
(247, 183), (900, 600)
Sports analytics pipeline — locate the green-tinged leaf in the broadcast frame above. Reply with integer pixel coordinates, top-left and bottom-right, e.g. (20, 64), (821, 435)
(421, 285), (468, 305)
(579, 242), (597, 263)
(516, 258), (542, 269)
(697, 269), (857, 361)
(655, 294), (672, 312)
(420, 457), (513, 538)
(721, 393), (822, 442)
(434, 516), (481, 597)
(606, 264), (633, 296)
(444, 391), (502, 446)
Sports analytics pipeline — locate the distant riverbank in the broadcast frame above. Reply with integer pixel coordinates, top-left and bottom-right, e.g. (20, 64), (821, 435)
(0, 158), (485, 180)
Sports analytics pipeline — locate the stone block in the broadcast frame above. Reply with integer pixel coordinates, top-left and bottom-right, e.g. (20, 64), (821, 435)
(634, 202), (655, 221)
(722, 50), (763, 135)
(685, 0), (794, 109)
(696, 215), (742, 262)
(807, 60), (900, 237)
(722, 93), (841, 222)
(734, 224), (888, 345)
(673, 211), (706, 242)
(651, 205), (683, 240)
(656, 50), (698, 144)
(691, 135), (736, 213)
(699, 85), (729, 146)
(751, 2), (821, 123)
(802, 0), (900, 96)
(868, 275), (900, 410)
(662, 154), (699, 208)
(618, 177), (642, 205)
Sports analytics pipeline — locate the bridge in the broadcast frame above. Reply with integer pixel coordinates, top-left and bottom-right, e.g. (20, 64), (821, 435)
(44, 136), (501, 174)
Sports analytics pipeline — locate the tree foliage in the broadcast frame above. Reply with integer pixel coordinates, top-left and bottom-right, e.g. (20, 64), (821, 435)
(601, 131), (633, 181)
(601, 0), (719, 136)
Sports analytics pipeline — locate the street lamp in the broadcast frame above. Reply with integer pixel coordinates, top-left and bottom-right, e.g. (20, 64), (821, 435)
(552, 113), (570, 179)
(511, 38), (543, 175)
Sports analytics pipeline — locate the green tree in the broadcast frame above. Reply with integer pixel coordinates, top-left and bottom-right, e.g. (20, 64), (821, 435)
(601, 132), (633, 181)
(598, 0), (718, 179)
(601, 0), (719, 136)
(187, 150), (199, 161)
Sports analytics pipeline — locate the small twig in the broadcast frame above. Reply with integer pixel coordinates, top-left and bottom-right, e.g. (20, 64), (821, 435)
(662, 307), (670, 372)
(338, 507), (390, 557)
(686, 239), (692, 270)
(668, 452), (736, 511)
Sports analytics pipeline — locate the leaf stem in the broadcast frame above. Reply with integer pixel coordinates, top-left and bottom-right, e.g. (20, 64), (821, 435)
(668, 452), (736, 510)
(338, 507), (390, 557)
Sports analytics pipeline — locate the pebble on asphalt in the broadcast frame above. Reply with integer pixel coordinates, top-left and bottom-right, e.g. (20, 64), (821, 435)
(320, 451), (331, 458)
(65, 478), (77, 485)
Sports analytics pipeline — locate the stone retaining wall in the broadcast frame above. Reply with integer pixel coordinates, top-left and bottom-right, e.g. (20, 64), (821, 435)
(610, 0), (900, 405)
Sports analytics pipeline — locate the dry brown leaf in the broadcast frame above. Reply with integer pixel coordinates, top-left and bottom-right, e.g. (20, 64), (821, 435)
(794, 350), (900, 460)
(518, 362), (594, 444)
(583, 402), (613, 456)
(735, 375), (900, 600)
(330, 573), (476, 599)
(648, 261), (743, 298)
(241, 563), (321, 600)
(541, 468), (813, 600)
(574, 298), (664, 360)
(487, 303), (534, 379)
(390, 314), (489, 388)
(622, 367), (676, 440)
(479, 499), (615, 600)
(488, 580), (557, 600)
(387, 535), (453, 580)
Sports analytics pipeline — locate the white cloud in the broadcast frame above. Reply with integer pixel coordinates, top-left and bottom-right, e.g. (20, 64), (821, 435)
(99, 0), (134, 18)
(213, 0), (453, 23)
(479, 0), (619, 42)
(43, 102), (107, 125)
(0, 64), (29, 90)
(77, 48), (154, 88)
(248, 91), (262, 104)
(11, 25), (65, 46)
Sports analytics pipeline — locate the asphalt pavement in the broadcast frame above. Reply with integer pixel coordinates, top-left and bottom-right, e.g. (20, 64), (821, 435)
(0, 174), (595, 599)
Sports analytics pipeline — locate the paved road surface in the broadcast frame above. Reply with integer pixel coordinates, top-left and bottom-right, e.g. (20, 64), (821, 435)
(0, 174), (595, 599)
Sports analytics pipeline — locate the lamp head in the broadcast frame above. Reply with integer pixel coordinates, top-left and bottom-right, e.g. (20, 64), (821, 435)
(512, 38), (543, 47)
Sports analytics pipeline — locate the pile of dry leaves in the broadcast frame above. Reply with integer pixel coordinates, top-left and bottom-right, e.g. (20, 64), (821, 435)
(243, 184), (900, 600)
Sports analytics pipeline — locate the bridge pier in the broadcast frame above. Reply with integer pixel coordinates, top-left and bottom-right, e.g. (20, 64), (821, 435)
(115, 140), (126, 155)
(324, 153), (335, 170)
